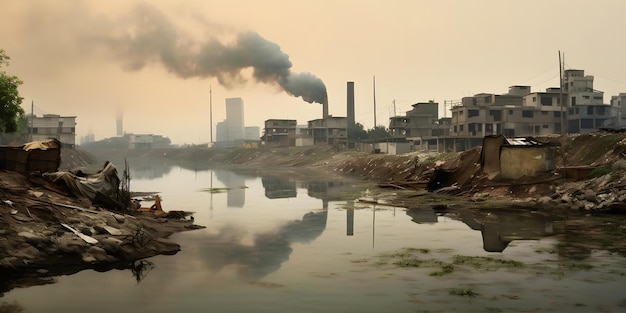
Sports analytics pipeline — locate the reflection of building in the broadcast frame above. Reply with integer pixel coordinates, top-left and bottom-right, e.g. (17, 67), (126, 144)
(28, 114), (77, 147)
(456, 209), (564, 252)
(213, 169), (246, 208)
(261, 176), (297, 199)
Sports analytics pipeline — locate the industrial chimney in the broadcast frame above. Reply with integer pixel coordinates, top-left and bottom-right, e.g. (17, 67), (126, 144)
(323, 93), (329, 120)
(347, 81), (355, 128)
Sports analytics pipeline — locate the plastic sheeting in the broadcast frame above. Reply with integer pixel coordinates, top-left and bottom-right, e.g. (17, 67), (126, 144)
(42, 162), (120, 202)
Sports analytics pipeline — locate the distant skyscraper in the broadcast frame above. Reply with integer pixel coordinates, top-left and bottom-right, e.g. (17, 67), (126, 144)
(116, 107), (123, 136)
(225, 97), (244, 141)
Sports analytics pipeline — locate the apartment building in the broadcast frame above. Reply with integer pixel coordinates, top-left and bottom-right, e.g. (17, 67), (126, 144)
(563, 69), (615, 133)
(388, 100), (450, 150)
(28, 114), (77, 147)
(262, 119), (297, 146)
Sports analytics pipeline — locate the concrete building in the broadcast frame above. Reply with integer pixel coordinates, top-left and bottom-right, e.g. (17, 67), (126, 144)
(28, 114), (77, 147)
(128, 134), (170, 149)
(563, 69), (615, 134)
(244, 126), (260, 141)
(305, 117), (348, 145)
(262, 119), (297, 146)
(388, 100), (450, 150)
(216, 97), (249, 147)
(226, 97), (244, 141)
(611, 93), (626, 127)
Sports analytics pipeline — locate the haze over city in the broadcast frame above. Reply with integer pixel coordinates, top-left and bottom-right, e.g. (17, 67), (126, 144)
(1, 0), (624, 145)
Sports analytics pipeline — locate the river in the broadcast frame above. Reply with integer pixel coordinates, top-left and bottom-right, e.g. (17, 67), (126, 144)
(2, 161), (626, 312)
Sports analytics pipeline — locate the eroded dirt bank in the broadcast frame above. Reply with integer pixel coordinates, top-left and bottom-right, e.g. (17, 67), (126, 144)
(0, 161), (204, 296)
(4, 132), (626, 296)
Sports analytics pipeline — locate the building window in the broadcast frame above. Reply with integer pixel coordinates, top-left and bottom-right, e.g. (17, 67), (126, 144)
(596, 107), (606, 115)
(459, 125), (464, 131)
(532, 97), (537, 102)
(489, 110), (502, 121)
(32, 127), (38, 134)
(468, 109), (479, 117)
(554, 111), (561, 117)
(522, 110), (534, 118)
(453, 126), (457, 133)
(541, 111), (548, 115)
(587, 106), (594, 115)
(543, 124), (549, 128)
(583, 95), (590, 100)
(571, 97), (576, 106)
(508, 110), (513, 115)
(541, 96), (552, 105)
(581, 119), (594, 129)
(504, 129), (515, 137)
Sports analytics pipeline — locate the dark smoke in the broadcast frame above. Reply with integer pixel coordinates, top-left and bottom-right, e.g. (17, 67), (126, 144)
(93, 4), (327, 104)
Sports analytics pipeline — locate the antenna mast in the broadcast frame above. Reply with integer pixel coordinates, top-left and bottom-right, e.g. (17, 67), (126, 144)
(210, 85), (213, 145)
(558, 51), (565, 135)
(373, 76), (377, 127)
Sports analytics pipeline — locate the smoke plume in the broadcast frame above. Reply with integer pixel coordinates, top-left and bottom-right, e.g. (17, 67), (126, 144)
(90, 4), (327, 105)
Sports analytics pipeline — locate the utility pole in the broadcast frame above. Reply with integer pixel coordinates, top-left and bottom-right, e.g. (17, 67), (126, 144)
(392, 99), (396, 117)
(30, 100), (34, 141)
(559, 51), (565, 135)
(373, 76), (377, 127)
(209, 85), (213, 146)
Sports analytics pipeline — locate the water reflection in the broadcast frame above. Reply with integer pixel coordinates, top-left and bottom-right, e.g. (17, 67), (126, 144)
(196, 210), (328, 280)
(261, 176), (296, 199)
(213, 170), (247, 207)
(411, 207), (566, 253)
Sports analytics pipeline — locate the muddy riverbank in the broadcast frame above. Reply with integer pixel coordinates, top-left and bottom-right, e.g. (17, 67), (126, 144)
(3, 132), (626, 296)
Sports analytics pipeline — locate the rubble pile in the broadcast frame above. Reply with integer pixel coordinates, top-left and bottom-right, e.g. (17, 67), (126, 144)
(0, 164), (203, 295)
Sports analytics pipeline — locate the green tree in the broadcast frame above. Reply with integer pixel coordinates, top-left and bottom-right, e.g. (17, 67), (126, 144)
(367, 125), (391, 139)
(0, 49), (25, 133)
(348, 122), (369, 140)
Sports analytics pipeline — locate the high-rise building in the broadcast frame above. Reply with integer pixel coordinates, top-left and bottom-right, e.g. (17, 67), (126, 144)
(116, 108), (123, 137)
(226, 97), (244, 141)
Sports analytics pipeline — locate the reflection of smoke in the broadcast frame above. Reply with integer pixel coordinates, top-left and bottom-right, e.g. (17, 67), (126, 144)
(202, 210), (328, 279)
(90, 4), (327, 105)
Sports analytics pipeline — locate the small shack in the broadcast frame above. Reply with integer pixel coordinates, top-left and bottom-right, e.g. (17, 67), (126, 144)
(0, 139), (61, 173)
(480, 135), (559, 180)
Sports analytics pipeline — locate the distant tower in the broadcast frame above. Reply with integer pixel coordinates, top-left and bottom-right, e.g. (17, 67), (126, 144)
(116, 107), (123, 136)
(347, 81), (355, 128)
(225, 97), (244, 141)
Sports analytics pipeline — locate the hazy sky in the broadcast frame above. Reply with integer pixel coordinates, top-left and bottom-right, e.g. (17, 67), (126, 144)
(2, 0), (625, 145)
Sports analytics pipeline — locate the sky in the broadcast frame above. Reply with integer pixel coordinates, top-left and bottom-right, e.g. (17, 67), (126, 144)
(1, 0), (625, 145)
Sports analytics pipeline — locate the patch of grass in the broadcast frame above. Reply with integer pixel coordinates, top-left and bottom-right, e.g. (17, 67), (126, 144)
(448, 287), (479, 297)
(380, 247), (430, 259)
(562, 262), (593, 270)
(404, 247), (431, 254)
(429, 263), (454, 276)
(394, 258), (423, 268)
(588, 166), (611, 178)
(452, 255), (524, 269)
(198, 187), (232, 193)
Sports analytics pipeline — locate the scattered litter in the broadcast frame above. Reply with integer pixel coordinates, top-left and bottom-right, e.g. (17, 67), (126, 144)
(61, 223), (98, 244)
